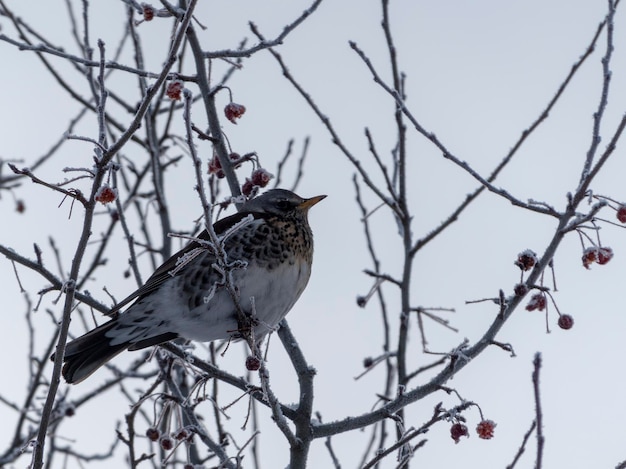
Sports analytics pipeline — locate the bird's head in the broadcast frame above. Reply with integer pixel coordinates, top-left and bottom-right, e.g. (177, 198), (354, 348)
(244, 189), (326, 216)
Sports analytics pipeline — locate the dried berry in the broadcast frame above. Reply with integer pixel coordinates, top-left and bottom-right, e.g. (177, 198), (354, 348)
(617, 205), (626, 223)
(363, 357), (374, 368)
(166, 80), (184, 101)
(241, 178), (254, 197)
(141, 3), (155, 21)
(146, 427), (160, 441)
(515, 250), (537, 271)
(15, 199), (25, 213)
(476, 419), (496, 440)
(513, 283), (528, 296)
(224, 102), (246, 124)
(173, 427), (192, 441)
(245, 355), (261, 371)
(250, 168), (273, 188)
(64, 405), (75, 417)
(583, 246), (613, 268)
(525, 293), (546, 312)
(582, 247), (597, 269)
(208, 155), (225, 178)
(557, 314), (574, 330)
(95, 184), (117, 204)
(597, 247), (613, 265)
(160, 435), (174, 451)
(450, 423), (469, 444)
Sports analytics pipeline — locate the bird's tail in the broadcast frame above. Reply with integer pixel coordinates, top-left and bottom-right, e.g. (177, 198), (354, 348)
(54, 320), (128, 384)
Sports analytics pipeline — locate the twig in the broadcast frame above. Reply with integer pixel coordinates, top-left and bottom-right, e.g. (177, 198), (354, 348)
(506, 420), (537, 469)
(202, 0), (324, 59)
(532, 353), (544, 469)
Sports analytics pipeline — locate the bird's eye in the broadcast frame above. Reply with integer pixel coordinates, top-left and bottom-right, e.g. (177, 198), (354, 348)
(275, 199), (291, 211)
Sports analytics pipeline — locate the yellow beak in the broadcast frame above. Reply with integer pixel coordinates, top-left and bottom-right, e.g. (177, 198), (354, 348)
(298, 194), (327, 211)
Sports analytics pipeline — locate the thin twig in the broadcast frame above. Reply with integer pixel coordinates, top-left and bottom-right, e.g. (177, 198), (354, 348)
(532, 353), (544, 469)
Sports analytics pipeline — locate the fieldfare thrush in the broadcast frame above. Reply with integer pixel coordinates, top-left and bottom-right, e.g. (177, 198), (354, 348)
(58, 189), (325, 383)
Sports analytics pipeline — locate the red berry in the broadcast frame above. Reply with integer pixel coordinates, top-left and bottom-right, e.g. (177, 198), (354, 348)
(245, 355), (261, 371)
(558, 314), (574, 330)
(166, 80), (183, 101)
(525, 293), (546, 312)
(250, 168), (272, 188)
(208, 155), (225, 178)
(95, 184), (117, 204)
(224, 102), (246, 124)
(160, 435), (174, 451)
(513, 283), (528, 296)
(241, 178), (254, 197)
(141, 3), (155, 21)
(617, 205), (626, 223)
(15, 199), (25, 213)
(146, 427), (160, 441)
(363, 357), (374, 368)
(597, 247), (613, 265)
(582, 247), (597, 269)
(173, 427), (192, 440)
(515, 249), (537, 271)
(476, 419), (496, 440)
(450, 423), (469, 444)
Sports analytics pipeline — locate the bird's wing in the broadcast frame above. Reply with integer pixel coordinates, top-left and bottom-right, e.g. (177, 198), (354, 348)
(108, 209), (266, 316)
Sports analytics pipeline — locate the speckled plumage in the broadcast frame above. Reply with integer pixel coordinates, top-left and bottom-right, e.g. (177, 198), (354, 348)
(58, 189), (325, 384)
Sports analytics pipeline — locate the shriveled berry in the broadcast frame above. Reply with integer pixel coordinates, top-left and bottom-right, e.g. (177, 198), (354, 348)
(15, 200), (25, 213)
(245, 355), (261, 371)
(363, 357), (374, 368)
(173, 427), (192, 440)
(160, 435), (174, 451)
(64, 405), (75, 417)
(515, 250), (537, 271)
(450, 423), (469, 444)
(208, 155), (225, 178)
(513, 283), (528, 296)
(166, 80), (183, 101)
(241, 178), (254, 197)
(250, 168), (272, 188)
(525, 293), (546, 312)
(582, 247), (597, 269)
(146, 427), (160, 441)
(617, 205), (626, 223)
(95, 184), (117, 204)
(141, 3), (155, 21)
(224, 102), (246, 124)
(597, 247), (613, 265)
(476, 419), (496, 440)
(557, 314), (574, 330)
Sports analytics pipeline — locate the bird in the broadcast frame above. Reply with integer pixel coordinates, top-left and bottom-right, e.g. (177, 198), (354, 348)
(56, 189), (325, 384)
